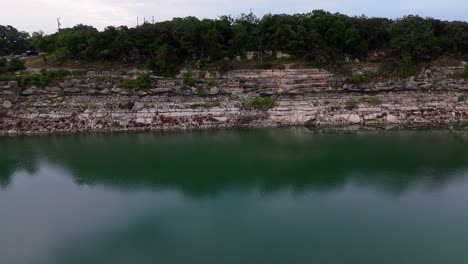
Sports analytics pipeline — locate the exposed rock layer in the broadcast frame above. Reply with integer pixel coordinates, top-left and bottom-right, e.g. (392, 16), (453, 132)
(1, 67), (468, 135)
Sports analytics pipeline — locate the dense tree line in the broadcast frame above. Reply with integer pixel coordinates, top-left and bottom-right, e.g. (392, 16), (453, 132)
(0, 25), (31, 56)
(1, 10), (468, 75)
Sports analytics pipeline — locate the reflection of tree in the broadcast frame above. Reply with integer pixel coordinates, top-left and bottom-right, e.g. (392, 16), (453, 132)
(1, 129), (468, 195)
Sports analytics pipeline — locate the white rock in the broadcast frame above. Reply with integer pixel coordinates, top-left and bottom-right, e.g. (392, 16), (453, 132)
(132, 102), (145, 111)
(386, 114), (399, 123)
(2, 100), (12, 109)
(209, 87), (220, 95)
(348, 114), (361, 124)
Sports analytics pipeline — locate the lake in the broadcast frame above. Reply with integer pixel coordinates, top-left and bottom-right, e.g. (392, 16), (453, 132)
(1, 128), (468, 264)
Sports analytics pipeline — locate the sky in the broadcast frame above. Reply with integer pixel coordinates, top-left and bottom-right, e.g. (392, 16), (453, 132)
(1, 0), (467, 34)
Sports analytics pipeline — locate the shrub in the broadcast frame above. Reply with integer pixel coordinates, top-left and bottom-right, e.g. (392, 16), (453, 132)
(199, 70), (207, 79)
(118, 80), (135, 89)
(0, 58), (7, 74)
(184, 71), (196, 87)
(8, 58), (25, 72)
(252, 85), (266, 91)
(458, 94), (465, 102)
(135, 73), (152, 90)
(246, 97), (277, 110)
(206, 80), (218, 88)
(346, 98), (359, 110)
(350, 71), (377, 84)
(399, 53), (419, 78)
(20, 69), (71, 88)
(218, 60), (232, 72)
(197, 88), (207, 97)
(367, 96), (382, 106)
(257, 62), (273, 69)
(159, 62), (179, 78)
(463, 65), (468, 78)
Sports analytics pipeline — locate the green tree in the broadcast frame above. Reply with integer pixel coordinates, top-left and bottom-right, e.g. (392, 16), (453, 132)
(390, 16), (436, 61)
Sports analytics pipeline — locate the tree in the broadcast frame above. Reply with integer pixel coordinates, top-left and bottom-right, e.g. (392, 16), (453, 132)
(390, 16), (436, 61)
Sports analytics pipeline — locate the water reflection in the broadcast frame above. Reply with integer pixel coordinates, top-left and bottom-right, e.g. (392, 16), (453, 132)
(1, 129), (468, 264)
(1, 128), (468, 195)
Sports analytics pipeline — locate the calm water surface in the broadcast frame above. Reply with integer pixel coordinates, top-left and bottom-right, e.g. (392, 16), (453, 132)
(1, 128), (468, 264)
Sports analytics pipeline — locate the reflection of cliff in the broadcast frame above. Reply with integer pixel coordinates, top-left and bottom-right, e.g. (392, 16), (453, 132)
(1, 129), (468, 194)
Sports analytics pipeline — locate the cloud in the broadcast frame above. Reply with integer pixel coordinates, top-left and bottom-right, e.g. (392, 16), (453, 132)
(0, 0), (467, 34)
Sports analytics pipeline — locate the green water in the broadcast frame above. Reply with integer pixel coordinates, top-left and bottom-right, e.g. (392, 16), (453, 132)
(1, 128), (468, 264)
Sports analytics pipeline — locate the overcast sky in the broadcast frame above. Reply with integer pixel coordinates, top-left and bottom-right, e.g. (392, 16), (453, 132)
(1, 0), (467, 34)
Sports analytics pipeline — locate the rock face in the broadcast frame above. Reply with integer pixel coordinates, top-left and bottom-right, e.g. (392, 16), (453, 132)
(2, 100), (12, 109)
(1, 67), (468, 135)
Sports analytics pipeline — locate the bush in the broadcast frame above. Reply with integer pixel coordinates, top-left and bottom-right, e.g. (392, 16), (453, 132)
(458, 94), (465, 102)
(159, 62), (179, 78)
(8, 58), (25, 72)
(257, 62), (273, 69)
(20, 69), (71, 88)
(118, 80), (135, 89)
(463, 65), (468, 78)
(218, 60), (232, 72)
(399, 53), (419, 78)
(184, 71), (196, 87)
(197, 89), (207, 97)
(246, 97), (277, 110)
(199, 70), (207, 78)
(0, 58), (7, 74)
(350, 71), (377, 84)
(346, 98), (359, 109)
(367, 96), (382, 106)
(135, 74), (152, 90)
(206, 80), (218, 88)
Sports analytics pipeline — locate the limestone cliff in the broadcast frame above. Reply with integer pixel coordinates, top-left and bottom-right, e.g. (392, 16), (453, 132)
(1, 67), (467, 135)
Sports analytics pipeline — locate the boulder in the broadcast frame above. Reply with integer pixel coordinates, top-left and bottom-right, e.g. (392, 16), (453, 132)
(21, 88), (36, 96)
(7, 130), (18, 136)
(276, 51), (291, 59)
(59, 81), (72, 88)
(2, 100), (12, 109)
(86, 71), (96, 77)
(2, 90), (14, 95)
(348, 114), (361, 124)
(64, 87), (81, 94)
(149, 88), (173, 94)
(387, 114), (399, 124)
(8, 81), (18, 87)
(46, 87), (62, 93)
(209, 87), (220, 95)
(132, 102), (145, 111)
(100, 88), (111, 95)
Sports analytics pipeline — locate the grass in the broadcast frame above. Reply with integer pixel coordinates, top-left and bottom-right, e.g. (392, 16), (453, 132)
(184, 71), (196, 87)
(197, 89), (207, 97)
(366, 96), (382, 106)
(245, 97), (277, 110)
(252, 84), (266, 92)
(134, 73), (152, 90)
(206, 79), (218, 88)
(118, 80), (135, 89)
(349, 71), (378, 84)
(24, 54), (56, 68)
(345, 98), (359, 110)
(203, 99), (220, 108)
(458, 94), (465, 102)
